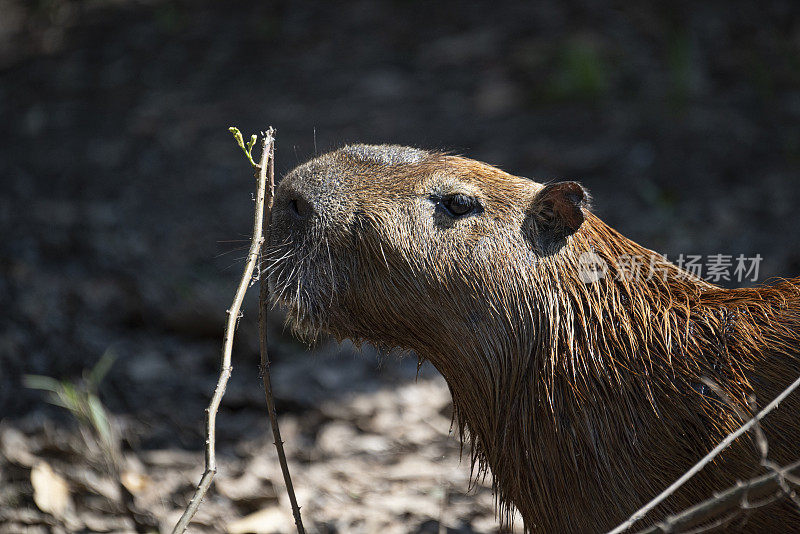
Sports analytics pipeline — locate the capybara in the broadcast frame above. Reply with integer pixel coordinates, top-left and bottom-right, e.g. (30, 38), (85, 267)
(266, 145), (800, 532)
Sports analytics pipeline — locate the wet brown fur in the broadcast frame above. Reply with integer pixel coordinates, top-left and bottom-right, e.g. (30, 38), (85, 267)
(266, 145), (800, 532)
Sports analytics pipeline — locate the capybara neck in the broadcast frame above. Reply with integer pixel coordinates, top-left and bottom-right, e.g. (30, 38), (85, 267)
(439, 212), (800, 530)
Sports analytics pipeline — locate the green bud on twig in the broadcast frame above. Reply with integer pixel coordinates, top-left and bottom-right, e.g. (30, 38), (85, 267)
(229, 126), (258, 168)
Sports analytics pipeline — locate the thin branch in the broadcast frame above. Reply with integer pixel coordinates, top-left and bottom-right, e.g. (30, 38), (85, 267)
(701, 381), (800, 511)
(700, 380), (767, 464)
(171, 131), (273, 534)
(258, 129), (306, 533)
(607, 373), (800, 534)
(634, 461), (800, 534)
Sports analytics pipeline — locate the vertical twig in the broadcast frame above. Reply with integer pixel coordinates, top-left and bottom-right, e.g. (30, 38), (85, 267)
(258, 130), (306, 533)
(172, 130), (274, 534)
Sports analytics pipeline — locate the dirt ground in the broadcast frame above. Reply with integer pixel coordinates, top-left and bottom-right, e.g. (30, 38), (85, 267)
(1, 1), (799, 532)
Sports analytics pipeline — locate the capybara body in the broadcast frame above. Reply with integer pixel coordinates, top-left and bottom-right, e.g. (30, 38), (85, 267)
(266, 145), (800, 532)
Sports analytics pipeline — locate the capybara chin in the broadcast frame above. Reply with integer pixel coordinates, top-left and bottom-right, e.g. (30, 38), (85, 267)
(266, 144), (800, 533)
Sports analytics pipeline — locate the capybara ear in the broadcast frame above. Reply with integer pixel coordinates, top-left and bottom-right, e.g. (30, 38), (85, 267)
(524, 181), (590, 253)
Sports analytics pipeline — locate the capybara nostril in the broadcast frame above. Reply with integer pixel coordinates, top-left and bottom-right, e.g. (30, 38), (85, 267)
(287, 193), (313, 220)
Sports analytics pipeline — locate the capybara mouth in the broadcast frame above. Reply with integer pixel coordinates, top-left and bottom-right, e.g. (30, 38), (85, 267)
(268, 274), (327, 340)
(264, 239), (338, 341)
(280, 298), (320, 339)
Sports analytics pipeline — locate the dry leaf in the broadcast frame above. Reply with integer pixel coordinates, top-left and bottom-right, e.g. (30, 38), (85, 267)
(121, 470), (151, 494)
(31, 461), (72, 519)
(227, 506), (292, 534)
(0, 427), (37, 467)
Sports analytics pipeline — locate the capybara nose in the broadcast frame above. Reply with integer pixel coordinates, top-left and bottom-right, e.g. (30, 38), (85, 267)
(286, 191), (314, 220)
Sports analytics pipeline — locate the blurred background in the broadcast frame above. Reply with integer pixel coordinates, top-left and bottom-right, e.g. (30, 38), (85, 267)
(1, 1), (799, 532)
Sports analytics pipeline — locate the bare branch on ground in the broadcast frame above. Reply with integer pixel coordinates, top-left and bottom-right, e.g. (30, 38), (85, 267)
(607, 373), (800, 534)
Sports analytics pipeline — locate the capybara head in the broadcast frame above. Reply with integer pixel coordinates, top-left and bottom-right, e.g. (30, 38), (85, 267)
(268, 144), (590, 358)
(266, 144), (800, 532)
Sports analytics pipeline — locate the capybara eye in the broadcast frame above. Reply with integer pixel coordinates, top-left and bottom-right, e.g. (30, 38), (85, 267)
(442, 194), (479, 217)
